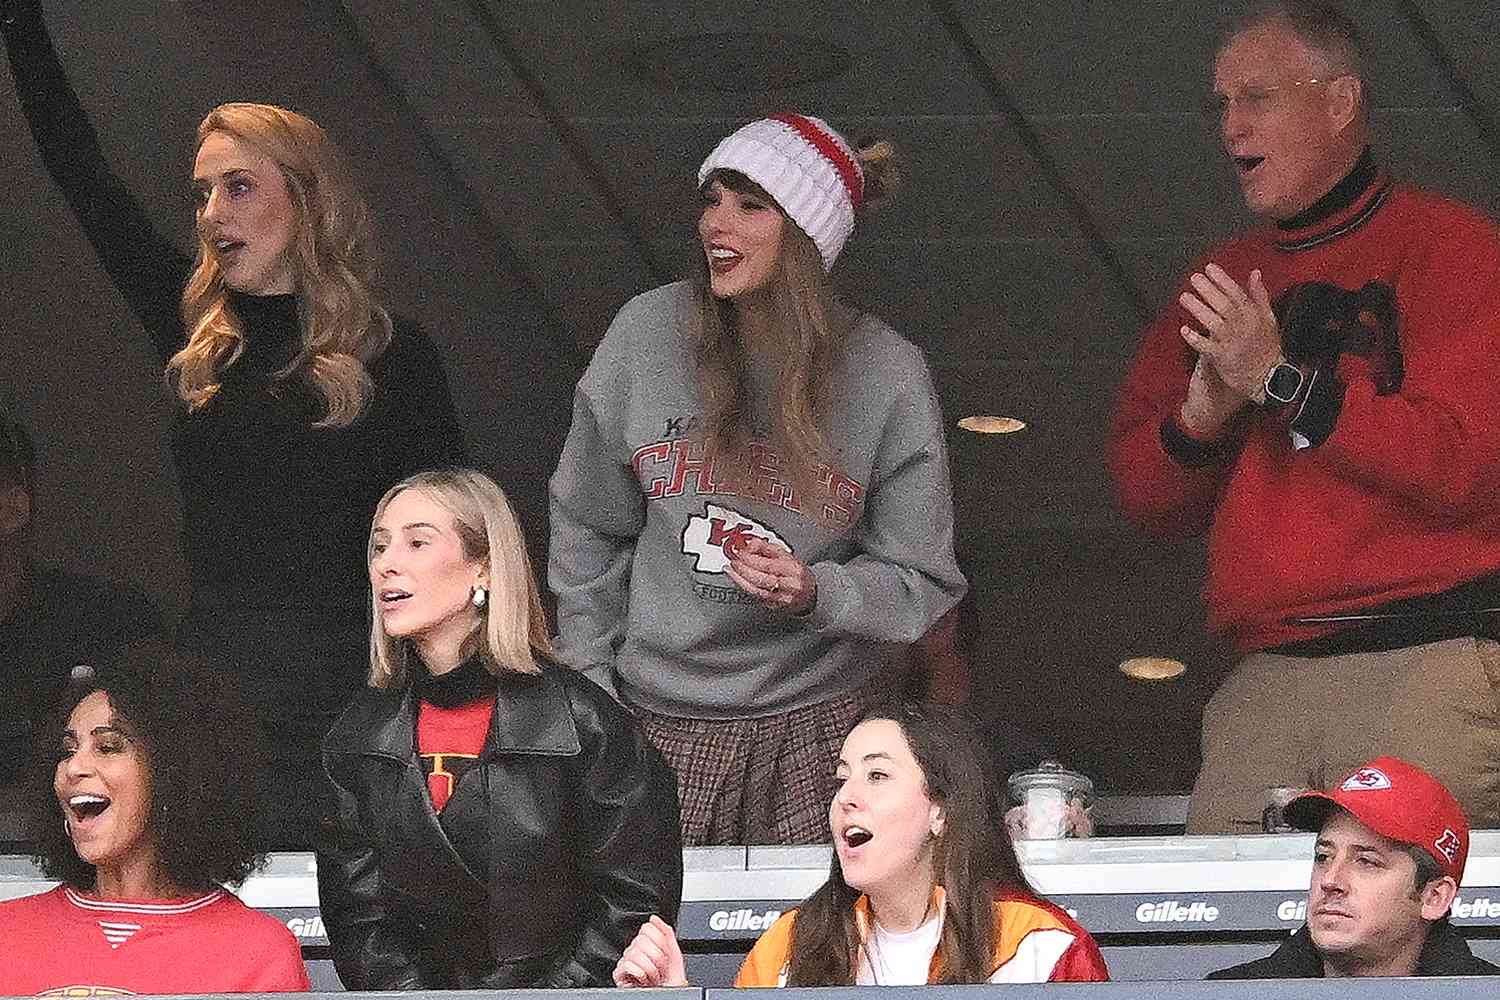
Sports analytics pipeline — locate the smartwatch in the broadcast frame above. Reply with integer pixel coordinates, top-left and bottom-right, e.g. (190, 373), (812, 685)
(1263, 361), (1304, 406)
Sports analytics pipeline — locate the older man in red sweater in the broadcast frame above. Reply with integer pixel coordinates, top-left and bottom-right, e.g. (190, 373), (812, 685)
(1110, 1), (1500, 832)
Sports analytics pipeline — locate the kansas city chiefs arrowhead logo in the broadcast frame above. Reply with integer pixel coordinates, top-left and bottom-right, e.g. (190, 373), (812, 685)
(1341, 768), (1392, 791)
(1433, 828), (1462, 864)
(681, 503), (791, 573)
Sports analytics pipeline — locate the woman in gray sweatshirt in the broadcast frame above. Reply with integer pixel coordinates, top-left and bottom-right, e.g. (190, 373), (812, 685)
(549, 114), (966, 846)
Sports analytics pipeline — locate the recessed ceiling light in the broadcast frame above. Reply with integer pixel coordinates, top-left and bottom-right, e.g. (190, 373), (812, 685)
(1119, 656), (1187, 681)
(628, 33), (850, 93)
(958, 415), (1026, 434)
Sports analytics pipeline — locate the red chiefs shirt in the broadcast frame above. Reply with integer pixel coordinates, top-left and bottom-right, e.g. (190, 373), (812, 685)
(0, 885), (309, 995)
(415, 657), (496, 811)
(417, 698), (494, 810)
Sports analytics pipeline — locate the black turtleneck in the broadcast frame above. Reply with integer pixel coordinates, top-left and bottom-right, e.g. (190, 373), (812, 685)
(167, 291), (467, 653)
(226, 290), (300, 374)
(1279, 147), (1378, 231)
(417, 655), (498, 708)
(3, 10), (468, 717)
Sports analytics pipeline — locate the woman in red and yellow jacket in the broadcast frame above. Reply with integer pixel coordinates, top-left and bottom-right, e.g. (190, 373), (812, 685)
(615, 703), (1108, 986)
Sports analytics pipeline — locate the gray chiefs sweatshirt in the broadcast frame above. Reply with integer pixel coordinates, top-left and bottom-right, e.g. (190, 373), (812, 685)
(548, 281), (966, 718)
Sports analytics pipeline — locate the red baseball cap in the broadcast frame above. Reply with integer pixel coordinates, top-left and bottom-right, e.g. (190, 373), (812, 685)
(1284, 756), (1469, 884)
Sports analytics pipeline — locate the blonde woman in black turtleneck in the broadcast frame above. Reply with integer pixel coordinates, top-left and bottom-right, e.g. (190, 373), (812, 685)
(2, 3), (466, 844)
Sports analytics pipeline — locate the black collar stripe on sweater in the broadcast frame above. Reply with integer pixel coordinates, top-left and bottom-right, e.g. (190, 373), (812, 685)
(1277, 149), (1377, 231)
(1276, 183), (1393, 254)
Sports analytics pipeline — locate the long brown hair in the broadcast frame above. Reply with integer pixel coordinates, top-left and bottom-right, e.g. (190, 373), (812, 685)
(692, 170), (843, 504)
(171, 102), (392, 428)
(784, 703), (1034, 985)
(691, 137), (903, 514)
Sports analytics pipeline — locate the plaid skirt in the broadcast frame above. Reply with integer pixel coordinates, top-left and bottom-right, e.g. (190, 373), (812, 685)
(633, 683), (879, 846)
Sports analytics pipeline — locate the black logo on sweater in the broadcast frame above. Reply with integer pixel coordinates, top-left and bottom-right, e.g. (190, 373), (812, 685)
(1276, 280), (1402, 394)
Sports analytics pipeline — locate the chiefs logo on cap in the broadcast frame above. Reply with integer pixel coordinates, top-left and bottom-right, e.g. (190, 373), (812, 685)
(1340, 767), (1392, 791)
(1434, 828), (1462, 864)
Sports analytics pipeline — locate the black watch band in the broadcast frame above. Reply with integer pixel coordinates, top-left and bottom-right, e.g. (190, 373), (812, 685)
(1263, 362), (1304, 406)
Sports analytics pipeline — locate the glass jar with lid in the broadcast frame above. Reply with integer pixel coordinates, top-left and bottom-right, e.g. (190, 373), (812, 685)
(1005, 760), (1095, 839)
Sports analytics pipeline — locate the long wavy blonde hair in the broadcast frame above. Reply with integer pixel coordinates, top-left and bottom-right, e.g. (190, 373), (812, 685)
(170, 102), (392, 428)
(367, 469), (553, 689)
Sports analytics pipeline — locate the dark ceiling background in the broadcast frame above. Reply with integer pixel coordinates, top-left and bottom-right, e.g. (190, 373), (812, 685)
(3, 1), (1497, 794)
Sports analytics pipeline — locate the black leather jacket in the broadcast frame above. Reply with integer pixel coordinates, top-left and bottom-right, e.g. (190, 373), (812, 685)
(316, 659), (682, 989)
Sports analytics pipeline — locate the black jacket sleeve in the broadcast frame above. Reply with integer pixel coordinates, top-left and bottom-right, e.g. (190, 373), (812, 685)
(315, 758), (439, 990)
(2, 0), (191, 361)
(540, 676), (683, 988)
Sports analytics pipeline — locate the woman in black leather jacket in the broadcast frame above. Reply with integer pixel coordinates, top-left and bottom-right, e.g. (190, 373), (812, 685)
(317, 468), (682, 989)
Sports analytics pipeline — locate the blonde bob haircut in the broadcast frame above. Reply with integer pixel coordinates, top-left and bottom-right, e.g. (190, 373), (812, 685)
(367, 468), (552, 689)
(171, 102), (393, 428)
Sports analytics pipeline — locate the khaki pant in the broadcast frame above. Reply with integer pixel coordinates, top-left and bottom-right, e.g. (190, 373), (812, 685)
(1188, 637), (1500, 833)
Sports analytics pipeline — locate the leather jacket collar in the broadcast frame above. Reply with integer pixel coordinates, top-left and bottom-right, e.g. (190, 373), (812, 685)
(325, 661), (583, 761)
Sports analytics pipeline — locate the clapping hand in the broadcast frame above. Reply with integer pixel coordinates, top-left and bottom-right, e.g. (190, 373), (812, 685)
(1177, 264), (1283, 432)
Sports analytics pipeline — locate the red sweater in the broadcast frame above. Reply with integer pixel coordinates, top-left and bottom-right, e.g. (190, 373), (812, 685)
(0, 886), (309, 995)
(1109, 178), (1500, 651)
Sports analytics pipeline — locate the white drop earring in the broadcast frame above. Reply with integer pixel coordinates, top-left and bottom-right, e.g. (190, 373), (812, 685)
(471, 586), (488, 609)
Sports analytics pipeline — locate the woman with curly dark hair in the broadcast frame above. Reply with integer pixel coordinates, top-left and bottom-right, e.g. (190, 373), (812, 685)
(616, 703), (1108, 987)
(0, 640), (308, 994)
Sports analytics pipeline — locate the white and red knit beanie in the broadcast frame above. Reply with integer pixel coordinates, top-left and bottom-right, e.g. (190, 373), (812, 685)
(697, 113), (865, 271)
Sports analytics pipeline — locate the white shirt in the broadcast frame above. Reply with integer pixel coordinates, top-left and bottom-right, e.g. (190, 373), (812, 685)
(856, 911), (944, 986)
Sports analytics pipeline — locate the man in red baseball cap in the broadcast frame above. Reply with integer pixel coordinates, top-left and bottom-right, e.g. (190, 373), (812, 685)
(1211, 756), (1498, 978)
